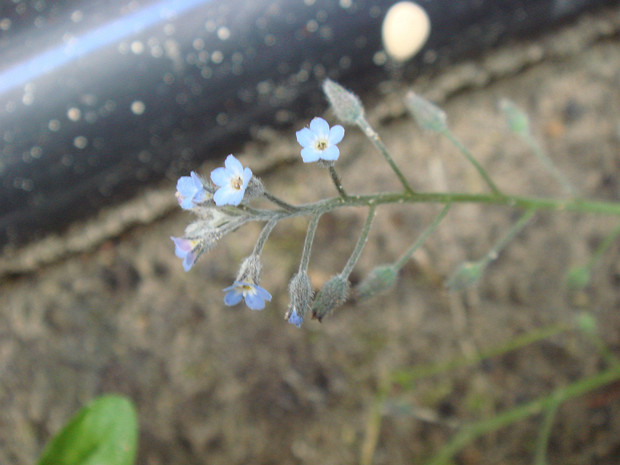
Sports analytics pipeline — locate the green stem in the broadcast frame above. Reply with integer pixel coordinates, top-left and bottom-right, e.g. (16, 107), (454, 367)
(299, 213), (321, 273)
(252, 218), (278, 256)
(356, 117), (415, 194)
(328, 164), (348, 199)
(425, 366), (620, 465)
(394, 203), (452, 271)
(587, 220), (620, 270)
(341, 205), (377, 278)
(534, 394), (562, 465)
(263, 191), (299, 212)
(479, 208), (536, 267)
(391, 322), (571, 387)
(441, 129), (502, 195)
(524, 136), (577, 197)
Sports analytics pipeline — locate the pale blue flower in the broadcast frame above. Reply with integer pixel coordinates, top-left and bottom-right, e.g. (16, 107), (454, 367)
(287, 309), (303, 328)
(170, 236), (198, 271)
(176, 171), (208, 210)
(210, 155), (252, 206)
(223, 281), (272, 310)
(296, 117), (345, 163)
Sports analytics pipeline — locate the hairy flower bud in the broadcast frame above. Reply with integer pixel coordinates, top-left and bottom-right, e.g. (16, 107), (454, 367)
(312, 275), (350, 322)
(405, 91), (448, 133)
(322, 79), (364, 125)
(355, 265), (398, 301)
(285, 271), (314, 328)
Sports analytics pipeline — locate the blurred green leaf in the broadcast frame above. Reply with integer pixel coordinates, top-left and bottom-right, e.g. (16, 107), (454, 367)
(37, 395), (138, 465)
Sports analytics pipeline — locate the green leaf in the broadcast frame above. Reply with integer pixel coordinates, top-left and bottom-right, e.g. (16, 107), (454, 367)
(37, 395), (138, 465)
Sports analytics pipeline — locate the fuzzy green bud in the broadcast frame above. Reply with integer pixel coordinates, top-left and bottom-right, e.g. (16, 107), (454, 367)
(322, 78), (364, 125)
(499, 99), (530, 136)
(565, 266), (590, 290)
(286, 271), (314, 321)
(355, 265), (398, 301)
(312, 275), (350, 322)
(446, 261), (485, 291)
(405, 91), (448, 132)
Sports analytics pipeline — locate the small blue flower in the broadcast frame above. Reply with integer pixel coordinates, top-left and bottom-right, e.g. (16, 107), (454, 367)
(210, 154), (252, 206)
(296, 117), (345, 163)
(287, 308), (303, 328)
(223, 281), (272, 310)
(170, 236), (198, 271)
(176, 171), (208, 210)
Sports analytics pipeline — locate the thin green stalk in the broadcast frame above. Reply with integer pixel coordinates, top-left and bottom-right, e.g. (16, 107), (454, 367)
(394, 203), (452, 271)
(356, 117), (415, 194)
(299, 213), (321, 273)
(391, 322), (570, 387)
(263, 191), (299, 212)
(524, 136), (577, 197)
(341, 205), (377, 278)
(441, 129), (502, 195)
(424, 366), (620, 465)
(328, 164), (348, 199)
(480, 208), (536, 267)
(252, 218), (278, 256)
(587, 220), (620, 270)
(534, 394), (562, 465)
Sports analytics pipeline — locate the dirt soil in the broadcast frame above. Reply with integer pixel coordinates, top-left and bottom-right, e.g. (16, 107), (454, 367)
(2, 6), (620, 465)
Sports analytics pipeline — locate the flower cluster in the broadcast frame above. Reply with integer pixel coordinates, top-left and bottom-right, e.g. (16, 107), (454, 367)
(170, 119), (345, 327)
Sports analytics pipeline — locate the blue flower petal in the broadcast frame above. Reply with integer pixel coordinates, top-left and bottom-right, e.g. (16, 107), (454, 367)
(244, 293), (266, 310)
(224, 154), (243, 174)
(176, 176), (195, 195)
(210, 167), (229, 186)
(328, 125), (345, 145)
(288, 309), (303, 328)
(320, 146), (340, 161)
(255, 286), (272, 302)
(309, 117), (329, 136)
(242, 167), (252, 185)
(296, 127), (314, 147)
(183, 253), (196, 272)
(301, 147), (320, 163)
(224, 290), (243, 306)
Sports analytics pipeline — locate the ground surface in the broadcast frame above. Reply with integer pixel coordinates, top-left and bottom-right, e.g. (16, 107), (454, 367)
(1, 5), (620, 465)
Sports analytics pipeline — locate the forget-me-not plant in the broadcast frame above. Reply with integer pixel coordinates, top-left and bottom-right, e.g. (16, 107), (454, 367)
(170, 78), (620, 329)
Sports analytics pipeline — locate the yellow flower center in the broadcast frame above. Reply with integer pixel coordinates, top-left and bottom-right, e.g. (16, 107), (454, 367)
(314, 139), (328, 151)
(230, 175), (243, 190)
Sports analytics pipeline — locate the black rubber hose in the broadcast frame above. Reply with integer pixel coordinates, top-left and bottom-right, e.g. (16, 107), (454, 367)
(0, 0), (615, 248)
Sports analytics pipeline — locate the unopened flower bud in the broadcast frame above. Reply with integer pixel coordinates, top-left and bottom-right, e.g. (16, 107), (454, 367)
(245, 176), (265, 200)
(499, 99), (530, 136)
(322, 79), (364, 125)
(446, 261), (484, 291)
(312, 275), (350, 322)
(286, 272), (314, 327)
(355, 265), (398, 301)
(405, 91), (448, 132)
